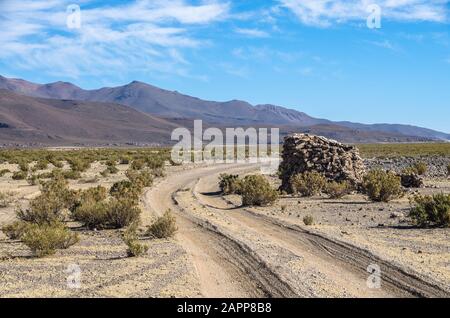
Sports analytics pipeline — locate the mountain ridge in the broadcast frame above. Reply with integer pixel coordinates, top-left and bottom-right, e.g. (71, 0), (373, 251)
(0, 75), (448, 143)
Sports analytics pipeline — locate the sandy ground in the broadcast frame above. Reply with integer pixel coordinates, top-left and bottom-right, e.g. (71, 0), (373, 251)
(0, 162), (200, 298)
(0, 161), (449, 298)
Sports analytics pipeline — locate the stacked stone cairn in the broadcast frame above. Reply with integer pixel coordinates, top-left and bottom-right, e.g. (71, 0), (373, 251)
(279, 134), (366, 192)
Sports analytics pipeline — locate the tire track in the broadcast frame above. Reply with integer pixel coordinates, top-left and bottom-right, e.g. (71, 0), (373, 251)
(193, 168), (450, 298)
(144, 164), (297, 298)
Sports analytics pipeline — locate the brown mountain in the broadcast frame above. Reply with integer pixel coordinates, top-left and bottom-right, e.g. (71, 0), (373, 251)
(0, 75), (448, 144)
(0, 89), (178, 146)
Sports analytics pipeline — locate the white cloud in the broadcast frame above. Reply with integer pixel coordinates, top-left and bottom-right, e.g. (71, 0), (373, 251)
(366, 39), (400, 51)
(279, 0), (449, 27)
(234, 28), (270, 38)
(0, 0), (229, 79)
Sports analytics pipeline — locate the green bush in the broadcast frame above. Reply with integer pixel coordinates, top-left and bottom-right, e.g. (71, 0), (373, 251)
(0, 169), (10, 177)
(72, 199), (109, 229)
(67, 158), (90, 172)
(290, 171), (327, 197)
(362, 169), (403, 202)
(218, 174), (242, 195)
(123, 222), (148, 257)
(240, 175), (278, 206)
(409, 194), (450, 227)
(27, 174), (39, 186)
(325, 180), (353, 199)
(110, 180), (142, 204)
(106, 165), (119, 174)
(1, 221), (29, 239)
(17, 177), (78, 224)
(12, 171), (28, 180)
(62, 170), (82, 180)
(35, 160), (49, 171)
(130, 159), (145, 170)
(303, 215), (314, 226)
(18, 161), (29, 172)
(0, 191), (14, 208)
(107, 198), (142, 229)
(21, 221), (79, 257)
(146, 210), (177, 239)
(126, 169), (153, 188)
(412, 161), (428, 176)
(403, 162), (428, 176)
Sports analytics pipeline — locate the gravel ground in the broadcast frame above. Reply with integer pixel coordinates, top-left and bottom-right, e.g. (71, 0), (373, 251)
(364, 157), (450, 178)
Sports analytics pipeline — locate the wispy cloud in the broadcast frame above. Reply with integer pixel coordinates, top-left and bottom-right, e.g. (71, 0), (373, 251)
(279, 0), (449, 27)
(234, 28), (270, 38)
(0, 0), (230, 80)
(366, 39), (401, 52)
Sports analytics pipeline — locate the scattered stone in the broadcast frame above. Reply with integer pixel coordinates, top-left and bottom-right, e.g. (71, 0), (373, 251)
(400, 173), (424, 188)
(390, 212), (404, 219)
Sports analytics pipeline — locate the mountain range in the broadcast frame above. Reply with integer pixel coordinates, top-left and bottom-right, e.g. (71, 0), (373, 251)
(0, 75), (448, 146)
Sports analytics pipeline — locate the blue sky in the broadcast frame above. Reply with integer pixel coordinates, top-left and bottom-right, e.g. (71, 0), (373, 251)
(0, 0), (449, 133)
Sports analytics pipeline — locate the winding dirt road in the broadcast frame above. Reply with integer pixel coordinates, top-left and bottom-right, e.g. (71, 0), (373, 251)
(144, 164), (449, 298)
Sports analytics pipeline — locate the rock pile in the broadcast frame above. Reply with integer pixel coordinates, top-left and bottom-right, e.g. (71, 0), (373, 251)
(279, 134), (366, 192)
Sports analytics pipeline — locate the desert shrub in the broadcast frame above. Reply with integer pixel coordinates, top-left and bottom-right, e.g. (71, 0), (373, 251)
(240, 175), (278, 206)
(403, 162), (428, 176)
(0, 191), (14, 208)
(1, 221), (29, 239)
(17, 177), (78, 224)
(146, 157), (165, 170)
(12, 170), (28, 180)
(21, 222), (79, 257)
(72, 199), (109, 229)
(151, 167), (166, 178)
(362, 169), (403, 202)
(105, 160), (117, 167)
(49, 159), (64, 169)
(106, 165), (119, 174)
(106, 198), (142, 229)
(290, 171), (327, 197)
(110, 180), (142, 204)
(219, 174), (242, 195)
(146, 210), (177, 239)
(409, 194), (450, 227)
(81, 186), (107, 202)
(0, 169), (10, 177)
(126, 169), (153, 188)
(412, 161), (428, 176)
(27, 174), (39, 186)
(18, 161), (29, 172)
(35, 160), (49, 171)
(131, 159), (145, 170)
(62, 170), (82, 180)
(325, 180), (353, 199)
(303, 215), (314, 226)
(123, 222), (148, 257)
(68, 158), (90, 172)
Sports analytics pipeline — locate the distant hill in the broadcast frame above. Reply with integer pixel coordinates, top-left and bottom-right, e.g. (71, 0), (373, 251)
(0, 75), (448, 145)
(0, 89), (178, 146)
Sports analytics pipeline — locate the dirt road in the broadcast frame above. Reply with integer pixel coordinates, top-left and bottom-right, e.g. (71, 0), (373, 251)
(144, 164), (449, 298)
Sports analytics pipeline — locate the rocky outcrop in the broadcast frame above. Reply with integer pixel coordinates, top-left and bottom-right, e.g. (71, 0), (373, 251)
(399, 173), (424, 188)
(279, 134), (366, 192)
